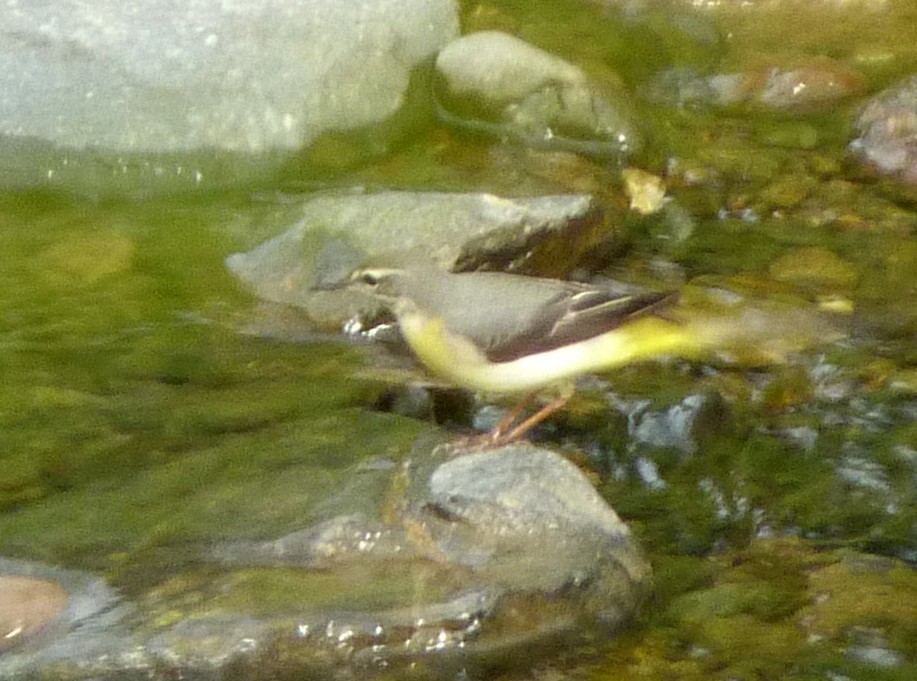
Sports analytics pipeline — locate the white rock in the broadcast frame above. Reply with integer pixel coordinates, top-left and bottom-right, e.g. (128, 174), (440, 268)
(0, 0), (458, 154)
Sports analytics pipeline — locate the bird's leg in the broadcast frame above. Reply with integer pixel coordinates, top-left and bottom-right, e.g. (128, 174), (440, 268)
(493, 394), (569, 445)
(488, 391), (539, 441)
(450, 388), (571, 452)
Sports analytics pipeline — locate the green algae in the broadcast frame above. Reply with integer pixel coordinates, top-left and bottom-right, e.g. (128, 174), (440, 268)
(0, 198), (424, 576)
(769, 247), (860, 291)
(145, 561), (467, 617)
(590, 540), (917, 681)
(1, 1), (916, 678)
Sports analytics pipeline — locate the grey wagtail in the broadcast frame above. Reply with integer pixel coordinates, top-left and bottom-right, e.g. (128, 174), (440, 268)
(326, 260), (705, 445)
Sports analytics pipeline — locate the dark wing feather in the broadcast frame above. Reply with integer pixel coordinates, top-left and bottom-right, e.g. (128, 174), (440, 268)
(485, 286), (675, 363)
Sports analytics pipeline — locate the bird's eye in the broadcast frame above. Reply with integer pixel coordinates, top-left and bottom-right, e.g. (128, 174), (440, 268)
(359, 272), (379, 286)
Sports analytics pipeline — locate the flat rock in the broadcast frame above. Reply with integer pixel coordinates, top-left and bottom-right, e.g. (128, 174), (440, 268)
(1, 445), (648, 679)
(225, 190), (605, 330)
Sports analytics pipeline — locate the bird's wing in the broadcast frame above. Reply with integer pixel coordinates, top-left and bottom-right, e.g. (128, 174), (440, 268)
(484, 283), (675, 363)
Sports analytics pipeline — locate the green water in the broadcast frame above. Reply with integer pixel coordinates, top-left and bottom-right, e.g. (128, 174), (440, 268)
(2, 0), (917, 678)
(0, 195), (419, 565)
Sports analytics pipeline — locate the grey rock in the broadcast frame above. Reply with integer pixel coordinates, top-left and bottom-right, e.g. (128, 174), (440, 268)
(851, 74), (917, 186)
(836, 444), (892, 495)
(434, 31), (640, 158)
(414, 446), (649, 624)
(0, 0), (459, 195)
(847, 644), (904, 668)
(617, 392), (731, 457)
(656, 62), (864, 113)
(0, 444), (648, 678)
(225, 190), (603, 330)
(426, 447), (630, 539)
(216, 442), (649, 664)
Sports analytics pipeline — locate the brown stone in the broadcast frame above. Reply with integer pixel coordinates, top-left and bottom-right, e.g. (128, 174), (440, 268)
(0, 575), (68, 652)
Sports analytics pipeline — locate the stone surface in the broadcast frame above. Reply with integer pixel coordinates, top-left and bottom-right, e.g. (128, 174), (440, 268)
(0, 0), (459, 194)
(851, 74), (917, 186)
(225, 190), (606, 330)
(654, 60), (865, 113)
(0, 575), (68, 652)
(209, 442), (651, 661)
(434, 31), (640, 158)
(0, 445), (649, 679)
(0, 560), (126, 674)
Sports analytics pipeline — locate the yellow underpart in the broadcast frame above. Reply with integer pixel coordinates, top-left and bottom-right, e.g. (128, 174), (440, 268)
(397, 309), (702, 395)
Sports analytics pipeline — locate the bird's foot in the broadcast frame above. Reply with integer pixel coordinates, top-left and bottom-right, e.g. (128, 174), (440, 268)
(448, 394), (570, 453)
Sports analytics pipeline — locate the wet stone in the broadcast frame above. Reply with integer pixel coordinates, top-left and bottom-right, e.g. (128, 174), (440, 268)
(851, 74), (917, 186)
(201, 443), (650, 672)
(0, 443), (648, 678)
(621, 392), (733, 458)
(433, 31), (641, 158)
(653, 60), (864, 113)
(0, 559), (126, 674)
(751, 61), (865, 111)
(0, 0), (459, 196)
(225, 190), (605, 331)
(0, 575), (68, 652)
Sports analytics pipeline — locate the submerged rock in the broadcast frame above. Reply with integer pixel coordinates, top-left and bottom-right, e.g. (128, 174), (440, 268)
(653, 60), (864, 113)
(613, 391), (733, 459)
(205, 442), (650, 673)
(768, 247), (860, 291)
(2, 445), (648, 679)
(434, 31), (641, 158)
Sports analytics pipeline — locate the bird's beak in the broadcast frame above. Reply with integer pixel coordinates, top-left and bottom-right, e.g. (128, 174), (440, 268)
(310, 278), (348, 292)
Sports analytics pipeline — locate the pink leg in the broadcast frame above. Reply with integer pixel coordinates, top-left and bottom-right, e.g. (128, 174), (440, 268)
(493, 395), (569, 445)
(489, 391), (538, 441)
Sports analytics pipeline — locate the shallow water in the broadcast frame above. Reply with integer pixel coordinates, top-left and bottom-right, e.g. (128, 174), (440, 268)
(2, 0), (916, 679)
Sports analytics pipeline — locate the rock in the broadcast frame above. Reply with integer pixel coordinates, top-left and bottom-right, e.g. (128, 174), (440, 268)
(0, 559), (126, 671)
(752, 62), (865, 110)
(204, 442), (650, 671)
(225, 190), (606, 330)
(851, 75), (917, 186)
(656, 60), (864, 113)
(799, 552), (917, 662)
(0, 445), (645, 679)
(0, 575), (67, 652)
(0, 0), (459, 196)
(433, 31), (640, 158)
(620, 392), (733, 458)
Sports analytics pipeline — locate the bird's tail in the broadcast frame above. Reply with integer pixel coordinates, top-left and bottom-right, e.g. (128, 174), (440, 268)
(605, 303), (842, 368)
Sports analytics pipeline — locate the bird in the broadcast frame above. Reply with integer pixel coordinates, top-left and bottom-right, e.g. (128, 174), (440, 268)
(329, 261), (696, 445)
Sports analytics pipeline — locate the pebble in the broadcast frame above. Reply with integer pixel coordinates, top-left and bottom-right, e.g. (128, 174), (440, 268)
(0, 575), (68, 652)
